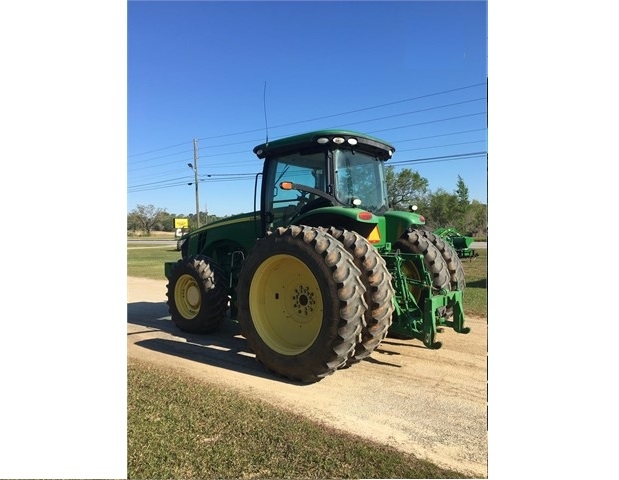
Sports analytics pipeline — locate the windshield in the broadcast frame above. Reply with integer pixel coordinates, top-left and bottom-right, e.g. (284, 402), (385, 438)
(334, 149), (389, 213)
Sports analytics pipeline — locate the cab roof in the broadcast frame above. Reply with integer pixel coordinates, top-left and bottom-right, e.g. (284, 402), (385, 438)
(253, 130), (395, 161)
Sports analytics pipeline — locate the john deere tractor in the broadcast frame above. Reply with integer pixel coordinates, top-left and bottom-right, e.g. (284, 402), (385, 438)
(165, 129), (469, 383)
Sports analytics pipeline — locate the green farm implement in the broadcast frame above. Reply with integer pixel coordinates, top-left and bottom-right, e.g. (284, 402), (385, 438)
(434, 227), (478, 259)
(165, 130), (469, 383)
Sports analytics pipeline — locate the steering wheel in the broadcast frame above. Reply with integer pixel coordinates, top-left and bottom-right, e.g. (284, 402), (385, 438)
(296, 191), (310, 207)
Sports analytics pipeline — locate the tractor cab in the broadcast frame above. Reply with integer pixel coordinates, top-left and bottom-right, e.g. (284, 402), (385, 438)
(254, 130), (394, 235)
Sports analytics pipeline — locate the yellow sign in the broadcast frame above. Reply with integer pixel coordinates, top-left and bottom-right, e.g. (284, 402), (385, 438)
(174, 218), (189, 229)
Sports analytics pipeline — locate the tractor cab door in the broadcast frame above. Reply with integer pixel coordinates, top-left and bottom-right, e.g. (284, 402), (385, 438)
(261, 151), (327, 233)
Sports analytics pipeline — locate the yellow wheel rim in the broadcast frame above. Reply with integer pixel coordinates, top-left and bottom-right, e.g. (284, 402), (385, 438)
(401, 260), (422, 304)
(249, 254), (323, 355)
(174, 273), (201, 319)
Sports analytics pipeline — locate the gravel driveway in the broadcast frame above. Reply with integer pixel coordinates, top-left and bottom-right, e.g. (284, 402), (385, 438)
(127, 276), (488, 478)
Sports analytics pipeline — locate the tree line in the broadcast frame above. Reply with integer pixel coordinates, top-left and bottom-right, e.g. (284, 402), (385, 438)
(126, 205), (224, 235)
(385, 166), (487, 237)
(127, 167), (487, 238)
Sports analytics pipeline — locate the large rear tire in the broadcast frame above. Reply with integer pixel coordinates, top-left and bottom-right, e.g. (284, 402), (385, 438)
(393, 229), (451, 295)
(419, 230), (466, 290)
(327, 227), (394, 365)
(166, 255), (228, 333)
(236, 225), (366, 383)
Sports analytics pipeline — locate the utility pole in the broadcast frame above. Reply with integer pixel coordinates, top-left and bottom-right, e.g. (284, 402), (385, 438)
(188, 139), (201, 228)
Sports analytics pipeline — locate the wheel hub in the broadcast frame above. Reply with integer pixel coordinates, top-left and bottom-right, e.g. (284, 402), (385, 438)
(186, 284), (200, 309)
(290, 285), (316, 322)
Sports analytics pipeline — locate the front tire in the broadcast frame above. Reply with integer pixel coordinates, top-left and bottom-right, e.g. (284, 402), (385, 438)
(166, 255), (228, 333)
(419, 230), (466, 290)
(236, 225), (366, 383)
(393, 229), (451, 295)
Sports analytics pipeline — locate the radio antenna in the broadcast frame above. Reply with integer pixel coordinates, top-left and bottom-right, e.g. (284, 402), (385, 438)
(263, 81), (269, 147)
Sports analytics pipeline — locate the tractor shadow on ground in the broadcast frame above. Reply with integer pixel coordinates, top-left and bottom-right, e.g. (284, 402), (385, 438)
(127, 301), (307, 385)
(359, 337), (426, 368)
(465, 279), (487, 288)
(360, 353), (402, 368)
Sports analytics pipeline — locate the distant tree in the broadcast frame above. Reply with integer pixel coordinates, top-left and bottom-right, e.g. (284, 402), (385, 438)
(461, 200), (487, 238)
(386, 166), (430, 210)
(158, 211), (175, 232)
(205, 213), (224, 224)
(424, 189), (459, 229)
(185, 211), (225, 230)
(451, 175), (471, 225)
(127, 204), (167, 235)
(455, 175), (470, 206)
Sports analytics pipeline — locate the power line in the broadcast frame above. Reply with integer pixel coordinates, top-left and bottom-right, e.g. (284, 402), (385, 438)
(130, 111), (487, 170)
(128, 81), (486, 158)
(128, 95), (487, 168)
(128, 172), (259, 190)
(389, 151), (487, 167)
(195, 82), (487, 142)
(129, 148), (194, 166)
(128, 115), (487, 185)
(128, 82), (488, 192)
(128, 149), (485, 194)
(128, 175), (191, 189)
(128, 174), (258, 193)
(127, 110), (486, 183)
(397, 140), (487, 153)
(368, 112), (486, 135)
(391, 128), (486, 144)
(127, 141), (193, 159)
(128, 156), (195, 172)
(323, 98), (486, 131)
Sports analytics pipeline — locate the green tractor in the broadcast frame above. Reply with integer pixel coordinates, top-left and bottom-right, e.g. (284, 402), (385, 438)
(164, 129), (469, 383)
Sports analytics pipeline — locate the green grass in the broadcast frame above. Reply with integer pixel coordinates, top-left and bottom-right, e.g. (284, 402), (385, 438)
(128, 359), (471, 479)
(460, 249), (487, 317)
(127, 244), (181, 280)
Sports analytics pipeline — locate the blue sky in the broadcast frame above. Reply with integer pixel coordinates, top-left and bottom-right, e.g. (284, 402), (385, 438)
(128, 0), (488, 217)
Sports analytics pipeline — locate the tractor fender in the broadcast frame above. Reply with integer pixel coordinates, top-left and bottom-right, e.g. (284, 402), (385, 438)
(293, 206), (379, 238)
(383, 210), (425, 244)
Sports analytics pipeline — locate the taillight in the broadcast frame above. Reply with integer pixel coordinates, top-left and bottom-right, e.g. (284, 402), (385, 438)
(357, 211), (373, 221)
